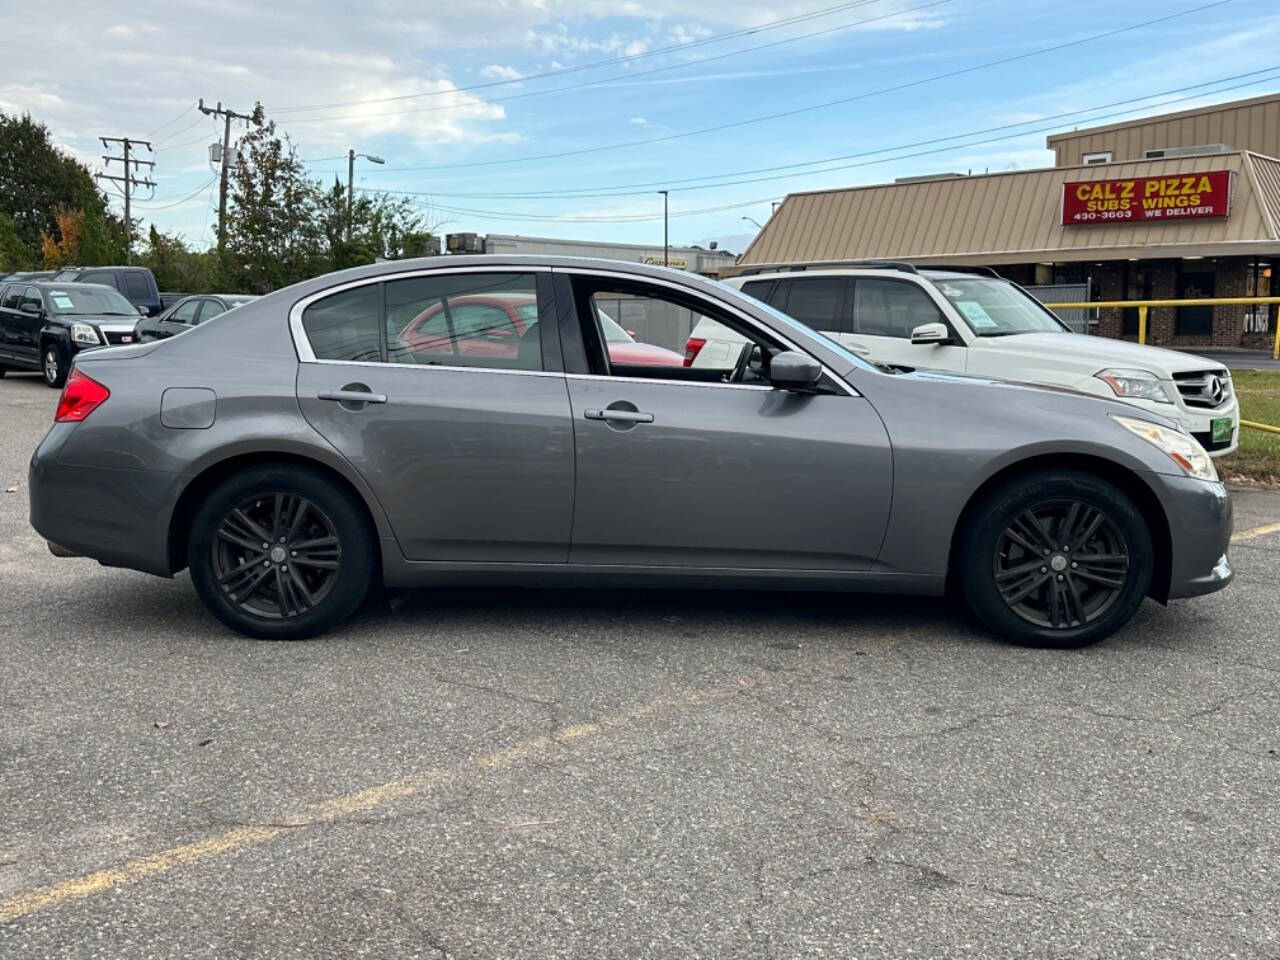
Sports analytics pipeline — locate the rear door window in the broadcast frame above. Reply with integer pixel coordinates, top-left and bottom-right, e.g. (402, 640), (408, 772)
(386, 273), (539, 370)
(774, 277), (852, 335)
(851, 279), (944, 338)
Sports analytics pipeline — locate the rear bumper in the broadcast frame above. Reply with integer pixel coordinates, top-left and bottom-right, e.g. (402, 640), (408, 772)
(29, 423), (182, 577)
(1151, 473), (1233, 600)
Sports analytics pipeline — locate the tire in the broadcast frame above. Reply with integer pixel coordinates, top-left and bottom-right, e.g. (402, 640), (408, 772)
(188, 465), (377, 640)
(42, 343), (67, 388)
(957, 469), (1153, 648)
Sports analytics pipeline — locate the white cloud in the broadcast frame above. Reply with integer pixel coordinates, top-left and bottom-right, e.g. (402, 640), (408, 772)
(629, 116), (647, 125)
(480, 64), (523, 80)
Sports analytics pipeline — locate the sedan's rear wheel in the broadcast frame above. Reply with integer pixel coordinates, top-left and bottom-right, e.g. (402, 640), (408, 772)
(189, 466), (376, 639)
(958, 470), (1153, 648)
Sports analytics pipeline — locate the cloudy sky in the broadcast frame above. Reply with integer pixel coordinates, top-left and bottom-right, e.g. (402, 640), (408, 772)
(3, 0), (1278, 254)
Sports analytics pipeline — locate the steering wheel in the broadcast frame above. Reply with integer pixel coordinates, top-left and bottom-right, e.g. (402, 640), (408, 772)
(728, 341), (755, 383)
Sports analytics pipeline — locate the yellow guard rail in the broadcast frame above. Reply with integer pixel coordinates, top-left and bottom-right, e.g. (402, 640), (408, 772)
(1041, 296), (1280, 358)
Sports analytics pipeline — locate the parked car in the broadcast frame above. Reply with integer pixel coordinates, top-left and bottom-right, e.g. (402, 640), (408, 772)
(0, 281), (141, 386)
(30, 256), (1231, 646)
(704, 263), (1241, 456)
(135, 294), (259, 342)
(2, 270), (56, 282)
(48, 265), (163, 317)
(394, 291), (684, 367)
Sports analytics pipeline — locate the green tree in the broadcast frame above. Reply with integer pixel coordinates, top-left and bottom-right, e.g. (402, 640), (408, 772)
(0, 111), (126, 265)
(224, 122), (325, 293)
(139, 226), (222, 293)
(0, 213), (38, 271)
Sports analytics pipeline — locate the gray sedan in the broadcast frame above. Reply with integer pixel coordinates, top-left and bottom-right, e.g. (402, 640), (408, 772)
(28, 257), (1232, 646)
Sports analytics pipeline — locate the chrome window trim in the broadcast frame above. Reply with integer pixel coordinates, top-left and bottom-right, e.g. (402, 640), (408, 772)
(288, 265), (553, 365)
(298, 358), (564, 380)
(558, 266), (861, 397)
(565, 372), (773, 392)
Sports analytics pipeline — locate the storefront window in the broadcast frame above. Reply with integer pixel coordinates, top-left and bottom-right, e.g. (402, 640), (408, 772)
(1246, 257), (1273, 334)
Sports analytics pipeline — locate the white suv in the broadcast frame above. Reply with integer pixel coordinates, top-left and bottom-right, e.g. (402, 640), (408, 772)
(691, 264), (1239, 456)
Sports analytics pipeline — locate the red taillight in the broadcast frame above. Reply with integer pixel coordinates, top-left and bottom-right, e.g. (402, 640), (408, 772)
(682, 337), (707, 368)
(55, 369), (110, 423)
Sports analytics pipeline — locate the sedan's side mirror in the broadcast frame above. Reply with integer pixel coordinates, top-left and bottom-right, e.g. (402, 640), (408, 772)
(769, 350), (822, 392)
(19, 301), (41, 315)
(910, 322), (951, 345)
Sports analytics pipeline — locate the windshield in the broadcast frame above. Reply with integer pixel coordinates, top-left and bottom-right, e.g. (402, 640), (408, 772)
(47, 287), (137, 316)
(731, 286), (877, 373)
(51, 270), (82, 282)
(930, 277), (1066, 336)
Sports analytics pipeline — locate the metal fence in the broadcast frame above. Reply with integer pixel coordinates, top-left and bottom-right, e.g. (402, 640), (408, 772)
(1025, 281), (1093, 334)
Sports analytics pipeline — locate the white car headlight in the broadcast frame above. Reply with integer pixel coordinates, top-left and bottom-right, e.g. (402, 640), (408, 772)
(70, 323), (100, 345)
(1113, 415), (1217, 482)
(1096, 368), (1171, 404)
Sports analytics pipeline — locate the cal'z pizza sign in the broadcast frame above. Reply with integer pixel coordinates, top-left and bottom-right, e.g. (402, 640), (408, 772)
(1061, 171), (1232, 226)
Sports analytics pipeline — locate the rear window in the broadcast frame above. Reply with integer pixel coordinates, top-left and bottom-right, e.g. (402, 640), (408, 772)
(301, 286), (382, 362)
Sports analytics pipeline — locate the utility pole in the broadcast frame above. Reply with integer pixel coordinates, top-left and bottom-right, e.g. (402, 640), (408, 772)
(198, 99), (263, 255)
(347, 149), (385, 242)
(658, 190), (669, 267)
(97, 137), (154, 264)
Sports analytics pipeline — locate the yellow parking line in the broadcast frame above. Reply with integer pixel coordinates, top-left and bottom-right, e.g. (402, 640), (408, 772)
(1231, 521), (1280, 543)
(0, 674), (756, 926)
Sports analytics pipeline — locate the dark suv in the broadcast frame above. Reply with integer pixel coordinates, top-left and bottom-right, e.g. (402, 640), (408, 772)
(48, 266), (162, 317)
(0, 281), (141, 387)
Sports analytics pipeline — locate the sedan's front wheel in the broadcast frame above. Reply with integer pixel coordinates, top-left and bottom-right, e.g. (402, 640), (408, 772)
(189, 466), (376, 639)
(957, 470), (1153, 648)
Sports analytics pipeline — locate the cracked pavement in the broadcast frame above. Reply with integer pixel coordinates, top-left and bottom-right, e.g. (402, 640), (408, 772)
(1, 372), (1279, 959)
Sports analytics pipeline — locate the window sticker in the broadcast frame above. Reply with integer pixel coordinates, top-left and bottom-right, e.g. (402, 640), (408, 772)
(956, 300), (997, 328)
(52, 293), (74, 309)
(940, 284), (964, 297)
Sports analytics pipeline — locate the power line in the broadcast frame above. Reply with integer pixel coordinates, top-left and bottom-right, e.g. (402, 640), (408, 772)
(134, 176), (219, 211)
(359, 0), (1233, 174)
(365, 66), (1280, 201)
(360, 71), (1280, 223)
(153, 114), (208, 147)
(271, 0), (893, 115)
(145, 102), (195, 139)
(281, 0), (940, 127)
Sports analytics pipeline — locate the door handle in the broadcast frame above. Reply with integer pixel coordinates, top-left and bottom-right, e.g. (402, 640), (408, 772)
(846, 344), (871, 356)
(318, 389), (387, 404)
(585, 408), (653, 424)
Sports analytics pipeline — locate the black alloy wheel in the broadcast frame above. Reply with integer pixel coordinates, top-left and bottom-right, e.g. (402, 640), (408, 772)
(993, 500), (1129, 630)
(42, 344), (67, 388)
(212, 493), (342, 620)
(958, 469), (1153, 648)
(189, 465), (375, 639)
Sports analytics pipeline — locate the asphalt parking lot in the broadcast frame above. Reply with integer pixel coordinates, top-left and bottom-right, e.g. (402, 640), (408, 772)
(1, 370), (1278, 959)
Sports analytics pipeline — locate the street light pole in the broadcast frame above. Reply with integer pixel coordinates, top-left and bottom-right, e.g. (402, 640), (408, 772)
(742, 216), (764, 230)
(658, 190), (669, 267)
(347, 149), (385, 241)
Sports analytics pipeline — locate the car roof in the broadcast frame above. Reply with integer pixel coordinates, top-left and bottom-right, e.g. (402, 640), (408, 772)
(729, 266), (1005, 283)
(27, 281), (125, 291)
